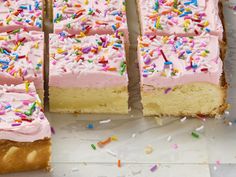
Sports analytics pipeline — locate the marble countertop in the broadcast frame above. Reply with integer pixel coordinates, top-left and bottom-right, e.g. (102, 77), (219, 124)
(2, 0), (236, 177)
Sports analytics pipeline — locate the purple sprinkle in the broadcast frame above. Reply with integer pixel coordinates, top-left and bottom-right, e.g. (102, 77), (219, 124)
(82, 47), (91, 54)
(164, 88), (172, 94)
(51, 126), (56, 135)
(185, 66), (192, 70)
(150, 164), (158, 172)
(12, 123), (21, 126)
(144, 57), (151, 65)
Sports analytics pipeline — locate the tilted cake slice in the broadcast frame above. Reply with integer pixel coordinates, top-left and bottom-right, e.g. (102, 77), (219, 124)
(49, 32), (128, 114)
(137, 0), (223, 38)
(0, 30), (44, 100)
(0, 0), (43, 32)
(53, 0), (129, 42)
(0, 83), (51, 174)
(138, 35), (227, 116)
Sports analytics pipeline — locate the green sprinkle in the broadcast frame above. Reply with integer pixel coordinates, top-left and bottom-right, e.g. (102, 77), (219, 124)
(120, 61), (126, 76)
(191, 132), (199, 138)
(91, 144), (96, 150)
(174, 0), (178, 9)
(66, 23), (71, 29)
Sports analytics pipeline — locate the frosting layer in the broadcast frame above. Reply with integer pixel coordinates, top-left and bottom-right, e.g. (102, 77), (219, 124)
(49, 32), (127, 88)
(0, 30), (44, 89)
(138, 0), (223, 38)
(0, 0), (43, 32)
(138, 35), (223, 88)
(0, 83), (51, 142)
(53, 0), (129, 41)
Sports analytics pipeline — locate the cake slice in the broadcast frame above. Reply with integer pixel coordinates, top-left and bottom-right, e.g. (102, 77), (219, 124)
(137, 0), (223, 38)
(138, 35), (227, 116)
(49, 32), (128, 114)
(0, 0), (43, 32)
(0, 83), (51, 174)
(53, 0), (129, 42)
(0, 30), (44, 100)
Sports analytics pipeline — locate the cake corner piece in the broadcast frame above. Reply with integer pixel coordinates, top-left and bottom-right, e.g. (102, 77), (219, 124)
(0, 83), (51, 174)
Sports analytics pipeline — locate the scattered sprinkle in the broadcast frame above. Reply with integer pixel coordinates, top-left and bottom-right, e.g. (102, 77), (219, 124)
(150, 164), (158, 172)
(99, 119), (111, 124)
(145, 145), (153, 155)
(191, 131), (200, 138)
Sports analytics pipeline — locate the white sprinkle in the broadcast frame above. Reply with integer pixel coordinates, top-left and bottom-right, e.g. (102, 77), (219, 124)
(213, 166), (217, 170)
(132, 133), (136, 138)
(71, 168), (79, 172)
(167, 136), (172, 142)
(99, 119), (111, 124)
(224, 111), (230, 115)
(228, 121), (233, 126)
(180, 117), (187, 122)
(195, 125), (204, 132)
(105, 149), (117, 157)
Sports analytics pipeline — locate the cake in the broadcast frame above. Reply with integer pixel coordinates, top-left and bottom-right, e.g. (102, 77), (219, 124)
(0, 30), (44, 100)
(137, 0), (223, 38)
(0, 0), (43, 32)
(138, 34), (227, 116)
(0, 83), (51, 174)
(53, 0), (129, 42)
(49, 32), (128, 114)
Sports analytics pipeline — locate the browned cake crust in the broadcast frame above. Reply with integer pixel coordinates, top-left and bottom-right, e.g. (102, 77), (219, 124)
(0, 138), (51, 174)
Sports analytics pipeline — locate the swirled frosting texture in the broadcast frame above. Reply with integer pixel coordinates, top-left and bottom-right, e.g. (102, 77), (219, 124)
(138, 0), (223, 38)
(138, 35), (222, 88)
(0, 30), (44, 89)
(49, 32), (127, 88)
(0, 83), (51, 142)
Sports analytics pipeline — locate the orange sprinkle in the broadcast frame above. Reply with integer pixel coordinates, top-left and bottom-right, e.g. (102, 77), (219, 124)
(97, 137), (112, 148)
(108, 67), (117, 71)
(117, 160), (121, 168)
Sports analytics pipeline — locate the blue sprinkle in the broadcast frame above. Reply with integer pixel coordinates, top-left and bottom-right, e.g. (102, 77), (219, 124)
(165, 61), (173, 65)
(186, 50), (192, 54)
(205, 28), (211, 32)
(112, 25), (117, 31)
(19, 5), (28, 9)
(87, 124), (94, 129)
(192, 64), (198, 69)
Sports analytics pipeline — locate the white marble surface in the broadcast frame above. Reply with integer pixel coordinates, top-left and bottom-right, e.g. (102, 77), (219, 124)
(1, 0), (236, 177)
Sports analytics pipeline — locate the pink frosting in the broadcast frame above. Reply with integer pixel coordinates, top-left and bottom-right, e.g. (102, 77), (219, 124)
(138, 35), (223, 88)
(49, 32), (128, 88)
(53, 0), (129, 41)
(138, 0), (223, 39)
(0, 0), (43, 32)
(0, 30), (44, 89)
(0, 83), (51, 142)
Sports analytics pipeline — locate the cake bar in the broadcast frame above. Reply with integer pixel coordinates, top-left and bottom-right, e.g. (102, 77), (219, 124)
(138, 35), (227, 116)
(0, 0), (43, 32)
(53, 0), (129, 42)
(0, 83), (51, 174)
(49, 32), (128, 114)
(0, 30), (44, 100)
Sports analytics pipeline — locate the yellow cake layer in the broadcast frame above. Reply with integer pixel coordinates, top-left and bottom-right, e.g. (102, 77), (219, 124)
(0, 139), (51, 174)
(49, 87), (128, 114)
(142, 82), (227, 117)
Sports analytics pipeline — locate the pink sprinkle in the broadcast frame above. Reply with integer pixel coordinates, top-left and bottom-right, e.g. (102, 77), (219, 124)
(0, 111), (5, 115)
(216, 160), (221, 165)
(172, 144), (178, 149)
(52, 60), (57, 65)
(22, 100), (30, 105)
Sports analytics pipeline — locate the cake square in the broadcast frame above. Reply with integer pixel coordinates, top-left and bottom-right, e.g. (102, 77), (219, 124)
(0, 0), (43, 32)
(53, 0), (129, 42)
(49, 32), (128, 114)
(138, 35), (227, 116)
(137, 0), (223, 38)
(0, 83), (51, 174)
(0, 30), (44, 100)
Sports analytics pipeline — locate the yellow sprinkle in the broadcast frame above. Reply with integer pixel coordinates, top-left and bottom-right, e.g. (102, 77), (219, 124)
(0, 36), (7, 40)
(204, 21), (209, 27)
(62, 5), (67, 13)
(111, 136), (118, 141)
(25, 81), (30, 93)
(34, 42), (39, 49)
(84, 0), (89, 5)
(57, 48), (65, 54)
(201, 51), (207, 57)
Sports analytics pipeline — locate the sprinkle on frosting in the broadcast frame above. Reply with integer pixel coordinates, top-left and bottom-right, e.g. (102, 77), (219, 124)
(0, 0), (43, 32)
(0, 83), (50, 142)
(53, 0), (128, 39)
(138, 0), (223, 37)
(0, 29), (44, 89)
(49, 32), (127, 88)
(138, 35), (222, 87)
